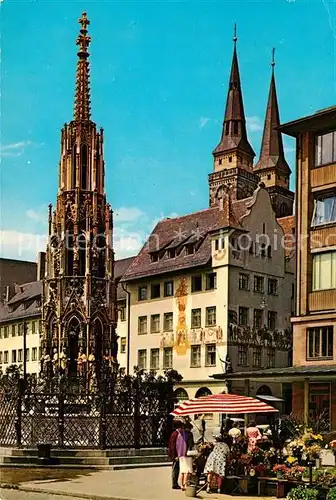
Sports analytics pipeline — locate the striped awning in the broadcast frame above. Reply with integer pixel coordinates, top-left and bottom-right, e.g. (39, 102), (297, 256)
(171, 393), (279, 417)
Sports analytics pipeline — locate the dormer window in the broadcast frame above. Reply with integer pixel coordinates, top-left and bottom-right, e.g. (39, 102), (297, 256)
(150, 252), (159, 263)
(186, 244), (195, 255)
(168, 249), (176, 259)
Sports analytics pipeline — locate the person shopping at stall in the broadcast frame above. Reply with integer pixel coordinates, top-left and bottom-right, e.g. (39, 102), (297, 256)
(246, 420), (262, 453)
(168, 421), (194, 491)
(204, 435), (231, 494)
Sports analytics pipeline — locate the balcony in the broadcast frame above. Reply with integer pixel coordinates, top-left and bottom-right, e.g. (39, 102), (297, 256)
(311, 162), (336, 189)
(309, 289), (336, 312)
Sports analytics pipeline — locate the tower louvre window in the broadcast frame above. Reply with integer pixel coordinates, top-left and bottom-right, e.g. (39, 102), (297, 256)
(72, 145), (77, 188)
(81, 144), (88, 190)
(233, 121), (239, 136)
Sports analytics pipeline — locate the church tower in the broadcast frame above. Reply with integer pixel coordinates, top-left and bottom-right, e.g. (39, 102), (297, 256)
(42, 13), (117, 376)
(209, 27), (259, 207)
(254, 50), (294, 217)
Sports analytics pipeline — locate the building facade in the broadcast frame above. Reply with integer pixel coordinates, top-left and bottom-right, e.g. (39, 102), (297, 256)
(281, 106), (336, 428)
(121, 38), (295, 402)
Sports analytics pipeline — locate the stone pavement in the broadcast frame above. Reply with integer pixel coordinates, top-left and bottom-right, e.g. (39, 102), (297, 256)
(0, 467), (275, 500)
(1, 490), (82, 500)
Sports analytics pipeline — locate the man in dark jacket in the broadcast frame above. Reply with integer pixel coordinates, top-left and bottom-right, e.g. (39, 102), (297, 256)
(168, 421), (183, 489)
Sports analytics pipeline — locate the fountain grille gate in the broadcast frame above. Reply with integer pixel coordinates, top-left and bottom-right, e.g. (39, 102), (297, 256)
(0, 373), (175, 449)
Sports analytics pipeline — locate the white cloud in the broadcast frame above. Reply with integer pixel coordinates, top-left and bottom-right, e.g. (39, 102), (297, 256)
(0, 141), (33, 157)
(114, 206), (145, 222)
(26, 208), (46, 223)
(284, 146), (295, 154)
(0, 230), (47, 261)
(246, 116), (263, 133)
(199, 117), (210, 129)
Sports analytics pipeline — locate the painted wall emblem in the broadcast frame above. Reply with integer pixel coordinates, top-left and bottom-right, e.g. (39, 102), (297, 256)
(174, 277), (189, 356)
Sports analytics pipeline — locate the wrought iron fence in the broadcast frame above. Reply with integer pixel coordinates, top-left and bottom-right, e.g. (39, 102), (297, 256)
(0, 370), (177, 449)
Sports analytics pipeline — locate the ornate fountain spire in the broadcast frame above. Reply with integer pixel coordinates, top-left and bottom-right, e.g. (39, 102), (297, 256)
(74, 12), (91, 121)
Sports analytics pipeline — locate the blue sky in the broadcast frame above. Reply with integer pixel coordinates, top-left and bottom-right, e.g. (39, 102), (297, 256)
(1, 0), (335, 261)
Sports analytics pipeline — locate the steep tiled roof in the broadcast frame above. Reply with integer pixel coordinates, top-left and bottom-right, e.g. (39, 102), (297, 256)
(277, 215), (296, 258)
(123, 197), (254, 282)
(115, 256), (135, 280)
(0, 257), (136, 323)
(8, 281), (42, 305)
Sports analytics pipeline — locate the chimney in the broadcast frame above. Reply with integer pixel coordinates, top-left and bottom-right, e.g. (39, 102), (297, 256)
(5, 285), (14, 302)
(37, 252), (46, 281)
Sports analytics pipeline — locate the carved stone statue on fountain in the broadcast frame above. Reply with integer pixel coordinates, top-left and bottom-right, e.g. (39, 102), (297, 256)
(77, 348), (88, 378)
(88, 351), (96, 390)
(52, 348), (59, 377)
(59, 347), (68, 376)
(40, 349), (52, 378)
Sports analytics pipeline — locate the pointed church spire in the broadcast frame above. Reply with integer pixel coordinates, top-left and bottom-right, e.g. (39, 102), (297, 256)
(213, 25), (255, 159)
(255, 49), (291, 174)
(74, 12), (91, 122)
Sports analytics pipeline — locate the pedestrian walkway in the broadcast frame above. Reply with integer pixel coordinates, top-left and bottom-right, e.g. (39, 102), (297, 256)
(0, 467), (276, 500)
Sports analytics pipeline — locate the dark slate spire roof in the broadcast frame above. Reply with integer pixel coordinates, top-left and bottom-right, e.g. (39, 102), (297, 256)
(74, 12), (92, 122)
(213, 28), (255, 158)
(255, 51), (291, 174)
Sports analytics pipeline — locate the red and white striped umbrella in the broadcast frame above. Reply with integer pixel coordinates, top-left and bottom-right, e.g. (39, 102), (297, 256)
(171, 393), (278, 417)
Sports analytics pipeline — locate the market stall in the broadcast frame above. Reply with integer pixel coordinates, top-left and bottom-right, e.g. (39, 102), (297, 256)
(171, 395), (336, 498)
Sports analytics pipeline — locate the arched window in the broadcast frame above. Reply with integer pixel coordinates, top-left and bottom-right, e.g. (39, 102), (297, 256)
(279, 203), (289, 217)
(174, 388), (189, 403)
(92, 317), (103, 364)
(77, 232), (86, 277)
(65, 224), (74, 276)
(81, 144), (88, 190)
(257, 385), (272, 396)
(67, 315), (82, 375)
(72, 145), (77, 189)
(195, 387), (212, 398)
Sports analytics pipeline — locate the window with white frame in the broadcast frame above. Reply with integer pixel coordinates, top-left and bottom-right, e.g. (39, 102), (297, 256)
(239, 307), (249, 327)
(307, 326), (333, 359)
(267, 348), (276, 368)
(164, 280), (174, 297)
(32, 347), (37, 361)
(138, 285), (148, 301)
(239, 273), (249, 290)
(0, 352), (2, 364)
(120, 338), (126, 354)
(312, 194), (336, 226)
(11, 325), (16, 337)
(163, 347), (173, 369)
(205, 344), (216, 366)
(268, 278), (278, 296)
(190, 345), (201, 367)
(151, 314), (160, 333)
(315, 130), (336, 166)
(150, 348), (160, 370)
(254, 275), (264, 293)
(253, 309), (263, 329)
(12, 350), (16, 363)
(4, 351), (8, 364)
(252, 347), (262, 367)
(206, 272), (217, 290)
(18, 349), (23, 362)
(238, 345), (248, 366)
(163, 312), (173, 331)
(268, 311), (277, 331)
(137, 349), (147, 370)
(312, 251), (336, 291)
(138, 316), (148, 335)
(206, 307), (216, 326)
(191, 308), (201, 328)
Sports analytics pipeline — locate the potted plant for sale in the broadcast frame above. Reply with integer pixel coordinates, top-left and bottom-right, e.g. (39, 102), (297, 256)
(287, 486), (319, 500)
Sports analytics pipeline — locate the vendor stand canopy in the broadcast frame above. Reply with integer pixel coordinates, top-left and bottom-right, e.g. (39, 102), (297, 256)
(171, 393), (279, 417)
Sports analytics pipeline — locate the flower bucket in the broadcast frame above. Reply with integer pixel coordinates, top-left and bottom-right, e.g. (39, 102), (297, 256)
(185, 485), (197, 498)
